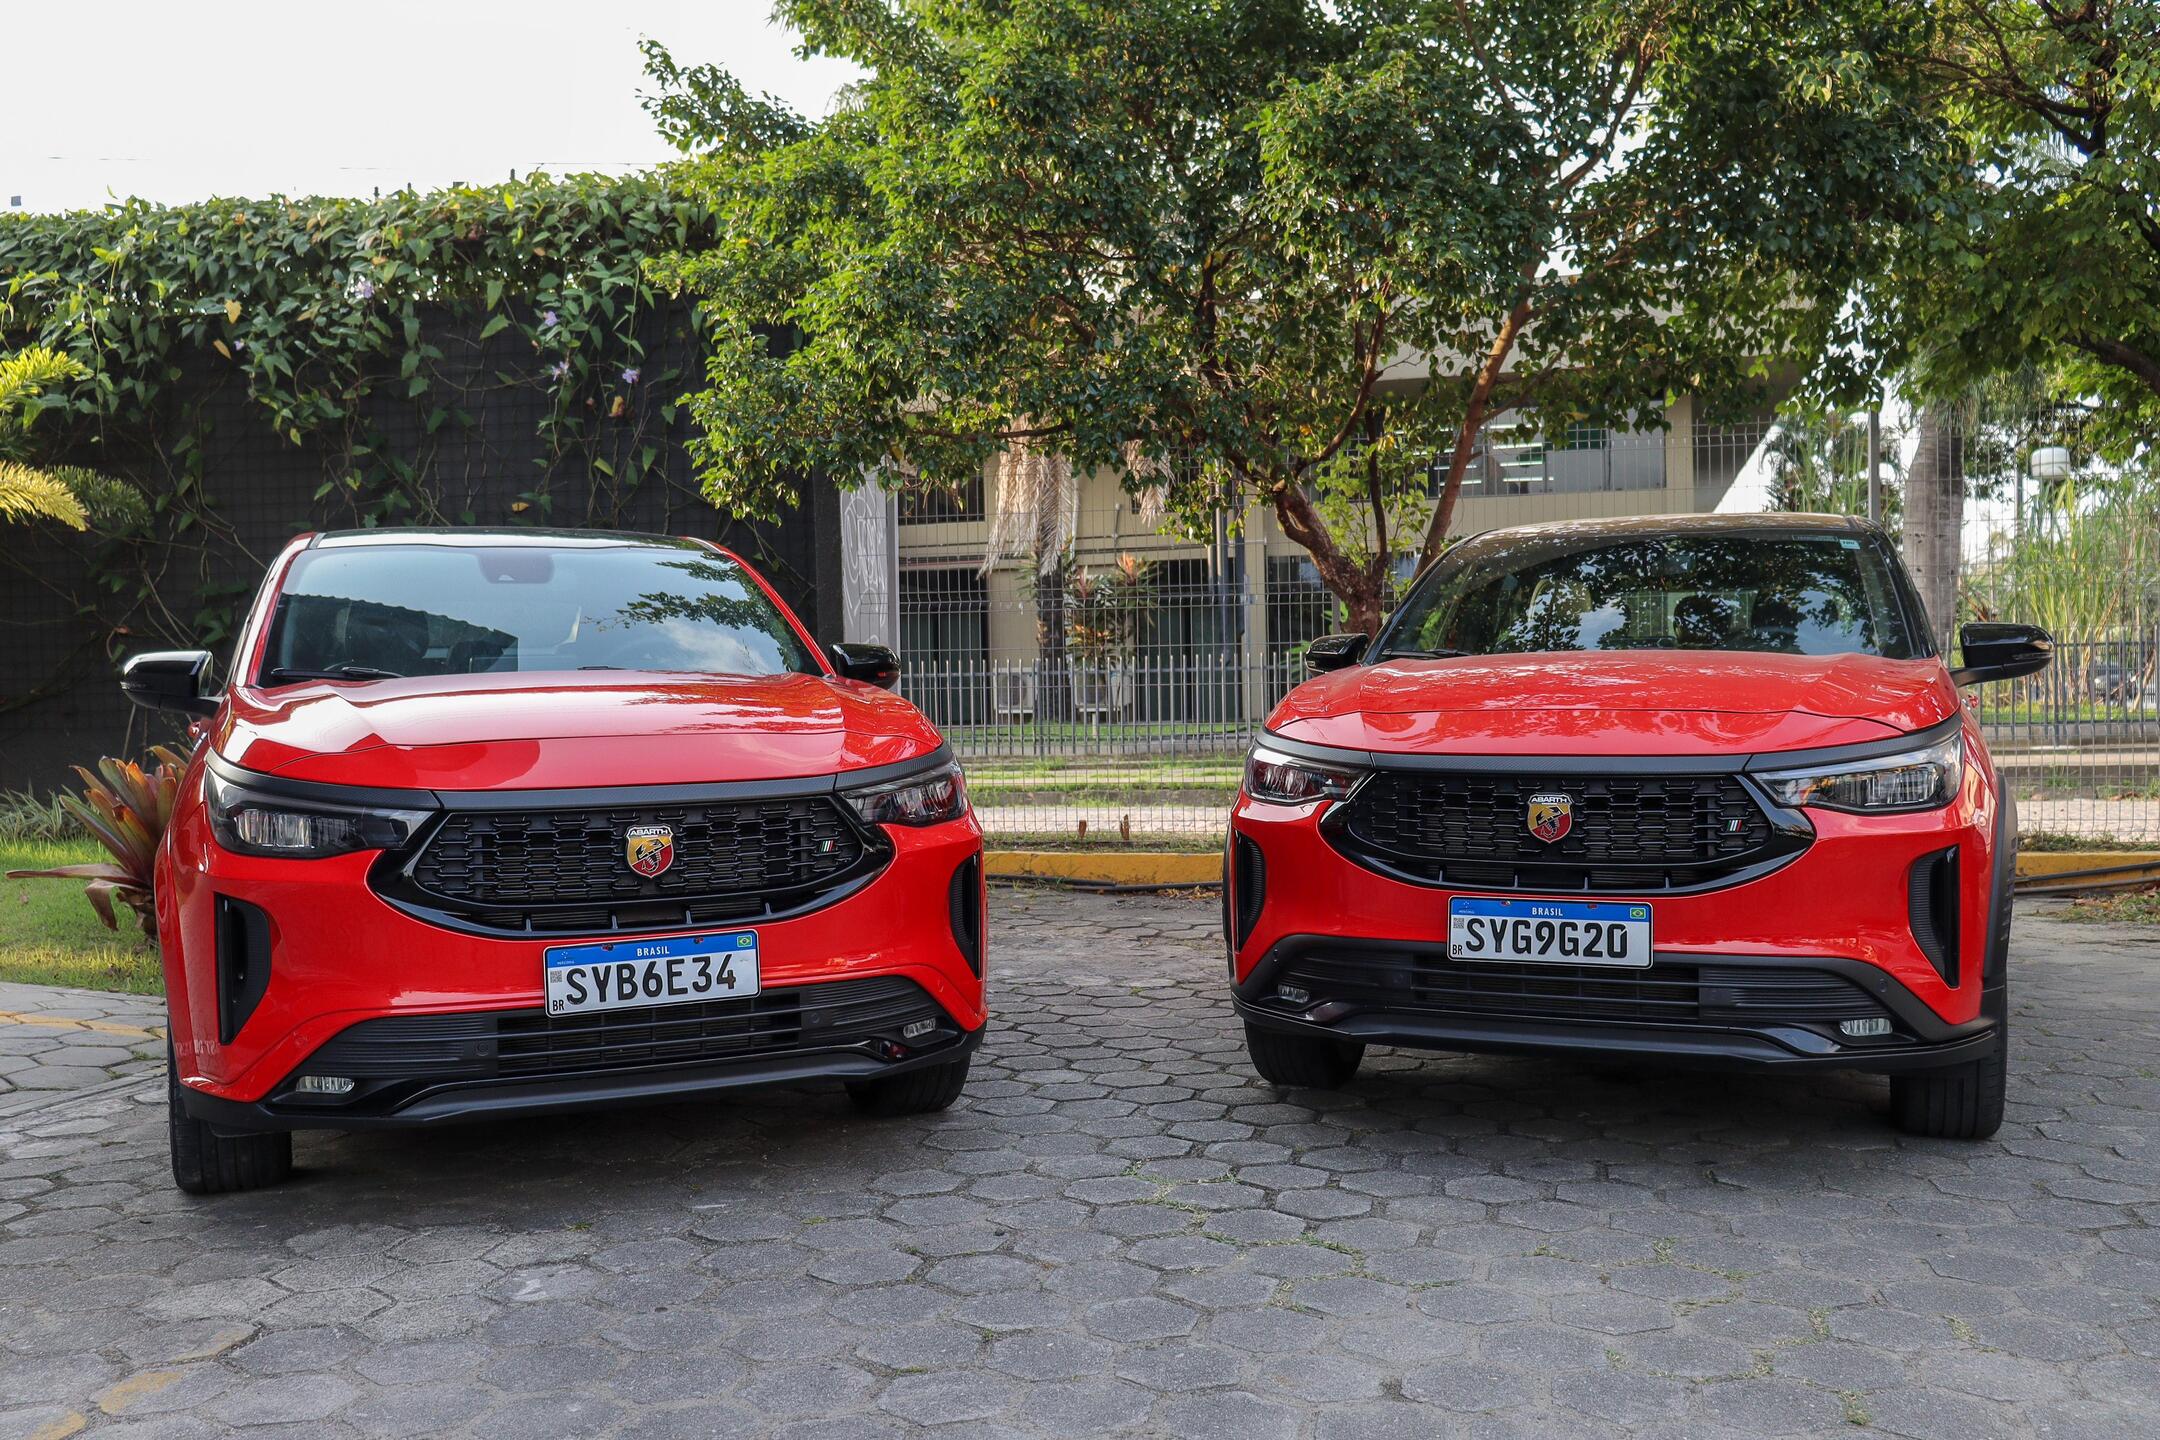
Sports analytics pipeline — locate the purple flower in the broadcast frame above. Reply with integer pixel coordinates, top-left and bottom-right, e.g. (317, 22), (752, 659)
(620, 367), (640, 385)
(541, 309), (560, 328)
(549, 360), (570, 380)
(349, 276), (375, 301)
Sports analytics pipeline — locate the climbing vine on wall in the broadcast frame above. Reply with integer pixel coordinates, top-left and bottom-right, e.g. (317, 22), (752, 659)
(0, 173), (794, 701)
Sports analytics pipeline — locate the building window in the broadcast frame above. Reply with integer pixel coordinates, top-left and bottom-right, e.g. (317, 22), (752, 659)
(897, 568), (990, 725)
(899, 473), (987, 524)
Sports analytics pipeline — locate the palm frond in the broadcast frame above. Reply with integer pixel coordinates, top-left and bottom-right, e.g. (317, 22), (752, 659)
(0, 460), (89, 529)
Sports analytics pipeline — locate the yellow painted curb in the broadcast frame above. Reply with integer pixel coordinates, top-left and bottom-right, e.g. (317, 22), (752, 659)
(985, 850), (1219, 886)
(984, 849), (2160, 887)
(2015, 850), (2160, 879)
(0, 1011), (164, 1040)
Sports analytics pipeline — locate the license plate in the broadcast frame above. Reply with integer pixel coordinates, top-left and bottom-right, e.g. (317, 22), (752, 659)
(1447, 898), (1652, 968)
(544, 929), (761, 1017)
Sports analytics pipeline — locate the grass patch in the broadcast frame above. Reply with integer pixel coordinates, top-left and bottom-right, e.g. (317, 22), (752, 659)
(2061, 888), (2160, 925)
(988, 833), (1221, 853)
(2018, 831), (2159, 853)
(0, 841), (164, 994)
(0, 789), (76, 845)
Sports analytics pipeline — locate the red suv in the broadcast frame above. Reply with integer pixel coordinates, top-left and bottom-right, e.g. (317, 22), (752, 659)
(1228, 515), (2049, 1139)
(126, 529), (985, 1193)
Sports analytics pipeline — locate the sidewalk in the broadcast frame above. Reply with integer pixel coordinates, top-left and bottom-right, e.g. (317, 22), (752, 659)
(0, 981), (164, 1115)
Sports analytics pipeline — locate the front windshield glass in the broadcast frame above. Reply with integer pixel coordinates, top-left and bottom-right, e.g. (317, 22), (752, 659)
(1376, 531), (1918, 661)
(259, 544), (820, 682)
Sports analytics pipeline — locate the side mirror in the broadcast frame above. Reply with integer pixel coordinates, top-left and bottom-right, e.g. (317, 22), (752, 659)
(1951, 622), (2052, 687)
(1305, 633), (1369, 674)
(121, 650), (220, 717)
(827, 641), (900, 690)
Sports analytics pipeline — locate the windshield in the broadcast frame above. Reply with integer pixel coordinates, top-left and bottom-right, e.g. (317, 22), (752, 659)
(259, 544), (821, 682)
(1376, 530), (1919, 661)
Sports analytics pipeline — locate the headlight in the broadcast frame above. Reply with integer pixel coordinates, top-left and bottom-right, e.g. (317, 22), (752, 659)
(843, 759), (969, 827)
(1245, 744), (1363, 806)
(1756, 732), (1964, 814)
(205, 771), (433, 858)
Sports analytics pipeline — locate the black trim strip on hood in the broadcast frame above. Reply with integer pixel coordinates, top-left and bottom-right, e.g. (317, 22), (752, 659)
(205, 743), (957, 810)
(1256, 713), (1962, 777)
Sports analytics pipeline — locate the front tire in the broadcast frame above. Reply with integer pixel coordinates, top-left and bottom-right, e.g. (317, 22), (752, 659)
(1244, 1022), (1364, 1089)
(168, 1046), (292, 1194)
(1889, 1013), (2007, 1140)
(846, 1055), (972, 1117)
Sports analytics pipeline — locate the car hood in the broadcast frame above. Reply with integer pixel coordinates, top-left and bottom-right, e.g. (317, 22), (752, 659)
(1268, 651), (1959, 757)
(213, 671), (944, 791)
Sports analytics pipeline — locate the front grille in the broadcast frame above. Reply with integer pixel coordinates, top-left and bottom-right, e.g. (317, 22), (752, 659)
(384, 796), (884, 935)
(297, 975), (940, 1085)
(1275, 947), (1891, 1031)
(1332, 768), (1800, 892)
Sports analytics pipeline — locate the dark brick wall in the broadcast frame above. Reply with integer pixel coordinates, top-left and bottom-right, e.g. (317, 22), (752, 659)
(0, 306), (837, 791)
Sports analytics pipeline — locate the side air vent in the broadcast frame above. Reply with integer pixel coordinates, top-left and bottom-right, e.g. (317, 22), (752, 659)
(215, 895), (273, 1043)
(948, 854), (984, 975)
(1908, 847), (1961, 985)
(1232, 835), (1267, 950)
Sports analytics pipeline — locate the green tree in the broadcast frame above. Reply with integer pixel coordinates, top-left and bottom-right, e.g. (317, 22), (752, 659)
(0, 345), (91, 529)
(645, 0), (1942, 631)
(1879, 2), (2160, 456)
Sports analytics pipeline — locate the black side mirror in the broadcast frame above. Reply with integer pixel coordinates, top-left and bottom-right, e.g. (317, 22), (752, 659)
(121, 650), (220, 717)
(1952, 622), (2052, 687)
(827, 641), (900, 690)
(1305, 633), (1369, 674)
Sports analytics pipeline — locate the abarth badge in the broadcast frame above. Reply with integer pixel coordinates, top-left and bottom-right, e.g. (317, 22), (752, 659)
(1526, 793), (1573, 844)
(626, 823), (675, 878)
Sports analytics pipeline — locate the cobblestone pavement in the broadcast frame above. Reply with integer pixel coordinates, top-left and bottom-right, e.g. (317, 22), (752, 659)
(0, 983), (163, 1116)
(2, 892), (2157, 1439)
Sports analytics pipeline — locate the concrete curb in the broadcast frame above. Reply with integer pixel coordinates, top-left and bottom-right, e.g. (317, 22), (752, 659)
(985, 850), (1219, 885)
(984, 848), (2160, 887)
(2015, 850), (2160, 879)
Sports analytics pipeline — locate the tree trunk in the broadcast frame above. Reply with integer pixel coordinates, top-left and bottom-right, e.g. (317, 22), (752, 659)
(1418, 298), (1534, 570)
(1033, 550), (1072, 722)
(1264, 478), (1390, 635)
(1903, 404), (1964, 653)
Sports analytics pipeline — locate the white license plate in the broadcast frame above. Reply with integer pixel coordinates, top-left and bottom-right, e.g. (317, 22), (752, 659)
(1447, 898), (1652, 968)
(544, 929), (761, 1017)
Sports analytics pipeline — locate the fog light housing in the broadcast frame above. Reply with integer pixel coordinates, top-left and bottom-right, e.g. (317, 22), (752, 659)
(1838, 1018), (1892, 1039)
(1275, 984), (1310, 1006)
(292, 1075), (355, 1095)
(901, 1018), (936, 1040)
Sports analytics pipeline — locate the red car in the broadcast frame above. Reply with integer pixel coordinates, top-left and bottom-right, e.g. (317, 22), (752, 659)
(1228, 515), (2050, 1139)
(125, 529), (985, 1193)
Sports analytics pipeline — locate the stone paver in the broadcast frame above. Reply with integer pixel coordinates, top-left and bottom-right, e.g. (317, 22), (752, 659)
(0, 981), (164, 1112)
(0, 893), (2154, 1436)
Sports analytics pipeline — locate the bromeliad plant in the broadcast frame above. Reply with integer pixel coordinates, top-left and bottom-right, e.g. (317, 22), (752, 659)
(5, 748), (185, 938)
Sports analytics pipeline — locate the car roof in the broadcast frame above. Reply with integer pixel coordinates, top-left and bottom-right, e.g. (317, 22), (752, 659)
(308, 527), (710, 552)
(1466, 512), (1872, 545)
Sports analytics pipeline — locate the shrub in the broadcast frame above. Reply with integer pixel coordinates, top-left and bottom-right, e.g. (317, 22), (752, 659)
(3, 747), (184, 936)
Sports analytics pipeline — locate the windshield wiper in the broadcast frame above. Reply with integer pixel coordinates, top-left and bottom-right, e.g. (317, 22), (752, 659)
(1375, 647), (1471, 661)
(261, 664), (405, 684)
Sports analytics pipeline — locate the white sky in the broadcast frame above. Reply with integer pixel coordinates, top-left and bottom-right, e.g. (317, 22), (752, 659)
(0, 1), (856, 213)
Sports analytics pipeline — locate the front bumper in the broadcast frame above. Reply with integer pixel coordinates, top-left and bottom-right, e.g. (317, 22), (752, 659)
(180, 998), (984, 1132)
(159, 769), (987, 1111)
(1226, 724), (2008, 1064)
(1235, 936), (1999, 1073)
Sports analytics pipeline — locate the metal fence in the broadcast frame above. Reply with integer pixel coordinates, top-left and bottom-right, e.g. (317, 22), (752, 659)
(886, 403), (2160, 849)
(932, 642), (2160, 851)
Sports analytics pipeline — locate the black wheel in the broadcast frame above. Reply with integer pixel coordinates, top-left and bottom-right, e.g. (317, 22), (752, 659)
(1890, 1012), (2008, 1140)
(846, 1055), (972, 1117)
(168, 1046), (292, 1194)
(1244, 1021), (1364, 1089)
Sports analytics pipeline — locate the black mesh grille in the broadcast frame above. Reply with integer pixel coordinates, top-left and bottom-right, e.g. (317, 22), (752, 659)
(1333, 769), (1794, 892)
(398, 797), (872, 930)
(1277, 948), (1890, 1030)
(298, 975), (939, 1084)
